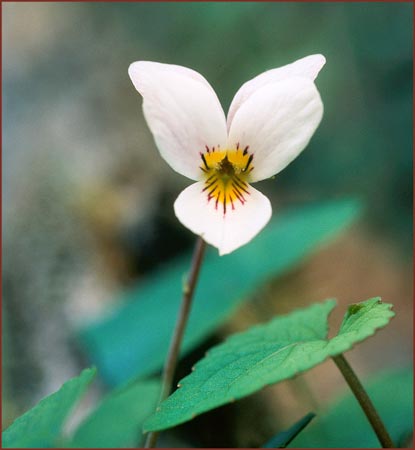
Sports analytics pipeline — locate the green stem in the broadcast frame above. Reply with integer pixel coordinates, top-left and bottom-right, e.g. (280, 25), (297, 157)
(145, 237), (207, 448)
(332, 354), (394, 448)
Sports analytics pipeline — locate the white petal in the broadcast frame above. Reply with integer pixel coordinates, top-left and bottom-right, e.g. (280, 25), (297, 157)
(227, 54), (325, 129)
(227, 77), (323, 182)
(174, 182), (272, 256)
(129, 61), (227, 180)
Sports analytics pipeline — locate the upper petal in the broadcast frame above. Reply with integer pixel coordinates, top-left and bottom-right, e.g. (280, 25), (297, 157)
(129, 61), (228, 180)
(174, 181), (272, 255)
(227, 54), (325, 129)
(227, 76), (323, 182)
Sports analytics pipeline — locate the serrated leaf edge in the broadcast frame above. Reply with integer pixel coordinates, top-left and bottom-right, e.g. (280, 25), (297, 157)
(144, 299), (394, 432)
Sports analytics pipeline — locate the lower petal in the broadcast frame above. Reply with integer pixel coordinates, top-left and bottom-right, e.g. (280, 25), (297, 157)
(174, 182), (272, 255)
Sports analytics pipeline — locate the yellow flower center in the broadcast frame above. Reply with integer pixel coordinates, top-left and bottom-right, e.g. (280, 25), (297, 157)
(199, 144), (254, 214)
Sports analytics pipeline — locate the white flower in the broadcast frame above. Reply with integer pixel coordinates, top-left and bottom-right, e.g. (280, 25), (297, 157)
(128, 55), (325, 255)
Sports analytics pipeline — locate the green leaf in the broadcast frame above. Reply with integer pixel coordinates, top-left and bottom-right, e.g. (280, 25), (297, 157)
(287, 368), (413, 448)
(263, 412), (316, 448)
(78, 199), (362, 386)
(2, 368), (96, 448)
(69, 379), (160, 448)
(144, 298), (394, 432)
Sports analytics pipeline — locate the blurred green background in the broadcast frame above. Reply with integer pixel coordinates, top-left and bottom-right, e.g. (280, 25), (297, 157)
(2, 2), (412, 447)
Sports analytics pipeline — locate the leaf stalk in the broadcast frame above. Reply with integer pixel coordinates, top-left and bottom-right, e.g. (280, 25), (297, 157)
(332, 353), (394, 448)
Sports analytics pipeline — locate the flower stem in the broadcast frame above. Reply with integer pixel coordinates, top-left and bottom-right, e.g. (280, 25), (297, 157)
(332, 353), (394, 448)
(145, 236), (207, 448)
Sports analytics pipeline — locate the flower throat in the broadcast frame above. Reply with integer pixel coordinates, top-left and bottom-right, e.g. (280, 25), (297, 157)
(199, 145), (254, 215)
